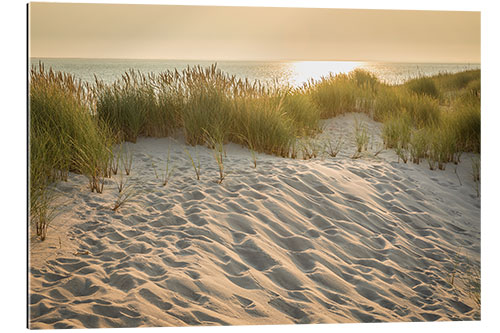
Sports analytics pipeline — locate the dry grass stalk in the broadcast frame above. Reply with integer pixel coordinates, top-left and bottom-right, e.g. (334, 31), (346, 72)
(112, 182), (137, 212)
(204, 129), (226, 184)
(471, 157), (480, 182)
(121, 146), (133, 176)
(162, 146), (175, 186)
(395, 144), (409, 164)
(115, 171), (127, 194)
(184, 147), (201, 180)
(354, 118), (369, 153)
(31, 188), (59, 241)
(300, 139), (319, 160)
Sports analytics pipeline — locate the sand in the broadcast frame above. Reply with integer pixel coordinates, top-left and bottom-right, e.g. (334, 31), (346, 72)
(29, 112), (480, 329)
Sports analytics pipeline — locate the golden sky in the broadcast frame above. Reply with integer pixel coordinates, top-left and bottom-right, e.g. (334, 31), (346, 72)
(29, 2), (480, 62)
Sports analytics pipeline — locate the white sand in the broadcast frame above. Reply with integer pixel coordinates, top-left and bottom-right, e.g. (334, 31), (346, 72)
(29, 113), (480, 328)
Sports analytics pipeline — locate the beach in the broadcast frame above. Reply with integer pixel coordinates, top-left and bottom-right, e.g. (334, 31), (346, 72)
(29, 112), (480, 328)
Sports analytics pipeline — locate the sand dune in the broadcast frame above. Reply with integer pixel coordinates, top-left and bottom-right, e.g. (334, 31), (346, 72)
(29, 113), (480, 328)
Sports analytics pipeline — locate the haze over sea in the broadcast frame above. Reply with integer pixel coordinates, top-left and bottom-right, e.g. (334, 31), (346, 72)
(30, 58), (480, 87)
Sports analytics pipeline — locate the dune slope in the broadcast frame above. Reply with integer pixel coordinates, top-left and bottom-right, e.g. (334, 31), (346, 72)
(29, 113), (480, 328)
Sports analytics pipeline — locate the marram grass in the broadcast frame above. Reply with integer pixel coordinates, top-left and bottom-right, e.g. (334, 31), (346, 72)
(30, 65), (113, 239)
(29, 63), (480, 240)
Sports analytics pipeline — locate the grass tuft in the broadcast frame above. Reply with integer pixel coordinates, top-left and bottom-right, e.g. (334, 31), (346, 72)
(112, 182), (137, 212)
(405, 76), (440, 98)
(325, 135), (343, 158)
(184, 147), (201, 180)
(30, 65), (113, 238)
(161, 146), (175, 186)
(354, 118), (369, 153)
(121, 145), (134, 176)
(204, 129), (227, 184)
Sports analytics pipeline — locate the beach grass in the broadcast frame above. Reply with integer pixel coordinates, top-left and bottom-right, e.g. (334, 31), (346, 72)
(434, 69), (481, 92)
(161, 146), (175, 186)
(405, 76), (440, 99)
(375, 70), (479, 169)
(282, 92), (321, 136)
(409, 128), (428, 164)
(451, 90), (481, 153)
(184, 147), (201, 180)
(94, 74), (148, 143)
(30, 65), (113, 238)
(324, 136), (343, 158)
(114, 171), (127, 194)
(32, 64), (480, 162)
(92, 65), (479, 160)
(112, 182), (137, 212)
(182, 84), (233, 146)
(382, 113), (411, 149)
(299, 138), (320, 160)
(375, 86), (441, 127)
(29, 63), (480, 239)
(204, 129), (227, 184)
(308, 74), (355, 117)
(472, 157), (480, 183)
(354, 118), (369, 153)
(121, 145), (134, 176)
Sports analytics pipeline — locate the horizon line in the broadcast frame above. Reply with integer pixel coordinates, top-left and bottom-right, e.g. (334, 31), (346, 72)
(29, 56), (481, 65)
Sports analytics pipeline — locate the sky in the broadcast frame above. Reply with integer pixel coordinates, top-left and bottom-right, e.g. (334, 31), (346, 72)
(29, 2), (480, 63)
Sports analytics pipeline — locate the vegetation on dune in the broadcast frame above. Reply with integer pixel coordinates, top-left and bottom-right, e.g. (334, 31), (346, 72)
(434, 69), (480, 92)
(30, 65), (113, 239)
(374, 86), (441, 127)
(29, 63), (480, 240)
(406, 76), (440, 99)
(377, 69), (480, 170)
(382, 113), (412, 151)
(302, 69), (378, 119)
(183, 84), (233, 146)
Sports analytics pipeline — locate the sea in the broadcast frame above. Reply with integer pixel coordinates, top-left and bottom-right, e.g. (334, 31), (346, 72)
(30, 58), (480, 87)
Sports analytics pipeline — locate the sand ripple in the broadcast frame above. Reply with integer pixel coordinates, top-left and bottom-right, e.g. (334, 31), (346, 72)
(29, 113), (480, 328)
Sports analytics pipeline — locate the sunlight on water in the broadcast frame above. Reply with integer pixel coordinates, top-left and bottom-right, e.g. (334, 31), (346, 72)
(30, 58), (480, 86)
(288, 61), (364, 86)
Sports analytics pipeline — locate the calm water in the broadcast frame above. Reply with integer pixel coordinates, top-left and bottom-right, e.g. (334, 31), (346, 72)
(30, 58), (480, 86)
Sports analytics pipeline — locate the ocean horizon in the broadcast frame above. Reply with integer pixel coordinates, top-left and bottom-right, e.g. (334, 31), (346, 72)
(30, 57), (480, 87)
